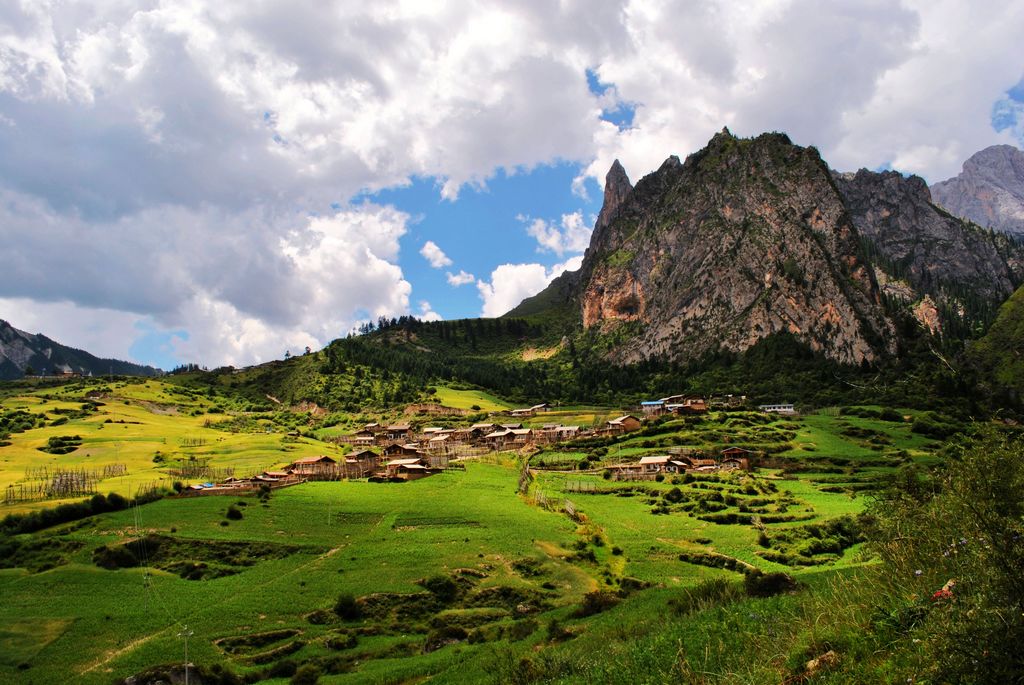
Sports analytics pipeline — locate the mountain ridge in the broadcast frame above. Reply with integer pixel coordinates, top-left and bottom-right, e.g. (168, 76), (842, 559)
(0, 318), (161, 380)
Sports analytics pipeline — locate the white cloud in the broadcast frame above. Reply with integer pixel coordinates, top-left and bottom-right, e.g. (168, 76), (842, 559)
(577, 0), (1024, 186)
(419, 240), (453, 268)
(524, 211), (592, 256)
(1, 0), (1023, 366)
(418, 300), (442, 322)
(0, 190), (413, 366)
(446, 270), (476, 286)
(0, 297), (149, 364)
(476, 256), (583, 318)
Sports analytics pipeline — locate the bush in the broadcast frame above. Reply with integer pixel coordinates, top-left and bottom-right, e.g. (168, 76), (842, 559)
(266, 660), (297, 678)
(225, 505), (243, 520)
(664, 487), (684, 503)
(574, 591), (619, 617)
(421, 575), (459, 603)
(290, 663), (322, 685)
(333, 593), (362, 621)
(743, 570), (798, 597)
(866, 428), (1024, 682)
(669, 578), (742, 615)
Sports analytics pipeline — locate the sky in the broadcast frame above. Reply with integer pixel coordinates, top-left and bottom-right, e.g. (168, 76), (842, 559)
(0, 0), (1022, 370)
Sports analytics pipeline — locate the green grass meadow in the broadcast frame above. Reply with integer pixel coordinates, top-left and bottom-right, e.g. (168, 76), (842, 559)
(0, 383), (960, 683)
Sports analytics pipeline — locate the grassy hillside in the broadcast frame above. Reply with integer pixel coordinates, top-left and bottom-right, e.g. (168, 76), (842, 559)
(970, 282), (1024, 404)
(0, 378), (344, 514)
(0, 367), (1017, 683)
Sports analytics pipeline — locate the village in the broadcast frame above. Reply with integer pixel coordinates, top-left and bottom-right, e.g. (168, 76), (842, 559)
(183, 394), (793, 495)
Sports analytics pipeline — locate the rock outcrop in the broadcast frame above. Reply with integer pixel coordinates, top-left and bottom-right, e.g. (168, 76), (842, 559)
(931, 145), (1024, 237)
(574, 130), (895, 365)
(834, 169), (1023, 304)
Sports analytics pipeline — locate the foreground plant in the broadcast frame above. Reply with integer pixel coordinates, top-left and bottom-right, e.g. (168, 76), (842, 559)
(867, 427), (1024, 683)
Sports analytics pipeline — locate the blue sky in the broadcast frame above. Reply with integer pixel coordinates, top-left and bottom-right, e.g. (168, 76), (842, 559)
(0, 1), (1022, 370)
(366, 164), (602, 322)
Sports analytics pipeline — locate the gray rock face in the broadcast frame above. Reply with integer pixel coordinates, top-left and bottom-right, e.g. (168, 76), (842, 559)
(834, 169), (1023, 303)
(931, 144), (1024, 237)
(576, 130), (895, 366)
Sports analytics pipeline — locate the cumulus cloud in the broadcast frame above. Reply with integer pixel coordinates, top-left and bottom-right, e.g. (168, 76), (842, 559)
(0, 297), (151, 364)
(446, 270), (476, 286)
(418, 300), (442, 322)
(476, 256), (583, 318)
(420, 240), (453, 268)
(1, 0), (1022, 366)
(0, 188), (413, 365)
(523, 211), (592, 256)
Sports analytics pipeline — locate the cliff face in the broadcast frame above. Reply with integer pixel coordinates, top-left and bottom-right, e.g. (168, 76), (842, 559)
(931, 145), (1024, 237)
(575, 130), (895, 365)
(834, 169), (1023, 305)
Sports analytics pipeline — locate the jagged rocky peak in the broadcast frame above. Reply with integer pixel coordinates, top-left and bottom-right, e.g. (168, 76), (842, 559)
(595, 159), (633, 232)
(834, 168), (1022, 304)
(931, 144), (1024, 237)
(572, 130), (895, 366)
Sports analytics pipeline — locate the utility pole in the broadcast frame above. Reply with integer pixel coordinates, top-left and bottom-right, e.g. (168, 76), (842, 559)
(177, 625), (194, 685)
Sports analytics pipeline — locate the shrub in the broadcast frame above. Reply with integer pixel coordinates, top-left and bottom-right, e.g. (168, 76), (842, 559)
(866, 428), (1024, 683)
(669, 578), (742, 615)
(333, 593), (362, 621)
(421, 575), (459, 603)
(743, 569), (798, 597)
(664, 487), (684, 503)
(574, 591), (620, 617)
(225, 506), (243, 520)
(290, 664), (322, 685)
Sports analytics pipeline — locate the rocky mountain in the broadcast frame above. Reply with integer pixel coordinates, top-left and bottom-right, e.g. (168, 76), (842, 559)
(545, 129), (895, 365)
(0, 319), (160, 380)
(931, 144), (1024, 237)
(834, 169), (1024, 316)
(516, 130), (1024, 365)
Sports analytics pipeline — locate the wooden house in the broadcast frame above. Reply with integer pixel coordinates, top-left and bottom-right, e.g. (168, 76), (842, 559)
(382, 442), (424, 457)
(607, 462), (644, 478)
(288, 455), (337, 475)
(344, 449), (380, 477)
(638, 455), (689, 474)
(352, 429), (376, 446)
(383, 457), (431, 480)
(509, 428), (533, 444)
(556, 425), (580, 440)
(428, 434), (451, 451)
(385, 423), (413, 441)
(606, 415), (642, 433)
(668, 398), (709, 414)
(484, 429), (516, 447)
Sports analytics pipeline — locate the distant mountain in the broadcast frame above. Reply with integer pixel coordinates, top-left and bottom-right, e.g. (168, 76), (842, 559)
(834, 168), (1024, 326)
(931, 144), (1024, 237)
(0, 319), (161, 380)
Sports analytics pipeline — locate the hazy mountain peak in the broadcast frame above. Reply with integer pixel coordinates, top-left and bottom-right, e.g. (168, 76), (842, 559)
(931, 144), (1024, 237)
